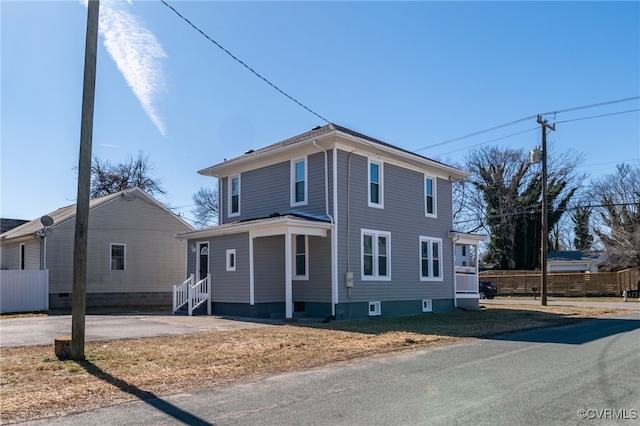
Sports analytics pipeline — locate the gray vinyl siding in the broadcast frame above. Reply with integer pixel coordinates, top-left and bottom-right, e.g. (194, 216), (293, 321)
(46, 195), (190, 295)
(293, 234), (332, 302)
(220, 152), (327, 223)
(210, 233), (250, 303)
(334, 150), (454, 303)
(253, 235), (285, 303)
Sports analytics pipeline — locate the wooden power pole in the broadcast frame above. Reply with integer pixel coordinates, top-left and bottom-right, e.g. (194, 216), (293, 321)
(537, 115), (555, 306)
(71, 0), (100, 361)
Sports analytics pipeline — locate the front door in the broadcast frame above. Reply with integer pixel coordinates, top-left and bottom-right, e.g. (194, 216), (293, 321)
(197, 242), (209, 281)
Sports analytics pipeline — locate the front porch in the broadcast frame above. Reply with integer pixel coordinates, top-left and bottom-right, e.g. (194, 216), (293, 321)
(449, 231), (488, 310)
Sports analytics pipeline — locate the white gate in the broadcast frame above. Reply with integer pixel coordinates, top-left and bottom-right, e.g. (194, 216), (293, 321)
(0, 270), (49, 313)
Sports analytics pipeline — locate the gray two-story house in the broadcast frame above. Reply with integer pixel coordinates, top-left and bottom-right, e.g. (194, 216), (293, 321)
(176, 124), (483, 320)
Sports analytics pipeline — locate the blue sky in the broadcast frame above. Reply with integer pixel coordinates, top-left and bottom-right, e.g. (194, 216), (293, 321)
(2, 0), (639, 225)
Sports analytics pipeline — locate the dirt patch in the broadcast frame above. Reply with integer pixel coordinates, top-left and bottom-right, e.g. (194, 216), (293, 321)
(0, 304), (632, 424)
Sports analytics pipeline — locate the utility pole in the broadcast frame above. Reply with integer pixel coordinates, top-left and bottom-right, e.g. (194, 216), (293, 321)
(537, 114), (555, 306)
(71, 0), (100, 361)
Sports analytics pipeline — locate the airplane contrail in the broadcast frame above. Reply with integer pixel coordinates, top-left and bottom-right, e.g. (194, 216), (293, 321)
(82, 0), (168, 136)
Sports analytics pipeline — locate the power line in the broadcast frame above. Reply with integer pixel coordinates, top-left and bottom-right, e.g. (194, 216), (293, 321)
(435, 127), (539, 157)
(555, 108), (640, 124)
(539, 96), (640, 117)
(416, 96), (640, 153)
(159, 0), (330, 124)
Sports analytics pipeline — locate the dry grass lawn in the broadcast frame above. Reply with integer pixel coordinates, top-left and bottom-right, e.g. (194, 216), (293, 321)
(0, 304), (632, 424)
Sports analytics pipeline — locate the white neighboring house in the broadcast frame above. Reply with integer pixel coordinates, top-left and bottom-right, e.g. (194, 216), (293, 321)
(547, 251), (608, 273)
(0, 187), (193, 309)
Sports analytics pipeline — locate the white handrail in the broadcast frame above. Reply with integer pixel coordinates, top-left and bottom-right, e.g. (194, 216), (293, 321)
(173, 274), (194, 314)
(188, 273), (211, 316)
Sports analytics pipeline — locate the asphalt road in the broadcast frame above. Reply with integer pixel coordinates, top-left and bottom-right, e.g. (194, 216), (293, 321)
(16, 312), (640, 426)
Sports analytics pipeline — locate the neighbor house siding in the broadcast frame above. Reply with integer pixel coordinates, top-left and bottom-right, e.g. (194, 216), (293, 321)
(46, 195), (188, 295)
(334, 150), (454, 304)
(253, 235), (285, 303)
(0, 239), (40, 270)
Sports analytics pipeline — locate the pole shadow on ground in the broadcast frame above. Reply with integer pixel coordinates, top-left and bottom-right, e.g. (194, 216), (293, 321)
(77, 360), (215, 426)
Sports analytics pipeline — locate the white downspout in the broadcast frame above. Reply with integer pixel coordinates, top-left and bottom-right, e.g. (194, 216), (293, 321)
(312, 140), (337, 316)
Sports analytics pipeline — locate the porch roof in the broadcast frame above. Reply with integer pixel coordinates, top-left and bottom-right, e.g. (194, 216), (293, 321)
(176, 213), (333, 240)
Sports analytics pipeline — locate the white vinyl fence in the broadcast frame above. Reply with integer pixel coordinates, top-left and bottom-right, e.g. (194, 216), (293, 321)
(0, 270), (49, 313)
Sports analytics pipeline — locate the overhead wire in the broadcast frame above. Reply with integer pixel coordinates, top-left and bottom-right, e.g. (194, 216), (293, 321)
(159, 0), (330, 124)
(415, 96), (640, 154)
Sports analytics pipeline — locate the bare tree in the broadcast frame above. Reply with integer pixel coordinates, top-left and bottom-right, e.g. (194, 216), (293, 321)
(191, 186), (218, 228)
(593, 163), (640, 267)
(90, 151), (166, 198)
(462, 145), (583, 270)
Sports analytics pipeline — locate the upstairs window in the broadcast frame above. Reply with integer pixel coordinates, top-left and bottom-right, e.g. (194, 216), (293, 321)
(425, 175), (437, 217)
(110, 243), (126, 271)
(228, 174), (240, 217)
(362, 229), (390, 280)
(420, 236), (442, 281)
(291, 157), (307, 206)
(368, 159), (383, 208)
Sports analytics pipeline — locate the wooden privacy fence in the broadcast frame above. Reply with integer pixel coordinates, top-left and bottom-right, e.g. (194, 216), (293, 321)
(479, 269), (639, 297)
(0, 270), (49, 313)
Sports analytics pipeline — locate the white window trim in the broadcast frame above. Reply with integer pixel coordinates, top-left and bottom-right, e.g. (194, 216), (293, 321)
(361, 229), (391, 281)
(369, 301), (381, 316)
(368, 159), (384, 208)
(290, 156), (308, 207)
(419, 236), (443, 281)
(110, 243), (126, 271)
(228, 174), (241, 217)
(226, 249), (236, 272)
(292, 234), (309, 280)
(422, 299), (433, 312)
(425, 175), (437, 218)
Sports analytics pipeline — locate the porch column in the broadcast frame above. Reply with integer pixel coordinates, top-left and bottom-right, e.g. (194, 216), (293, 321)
(284, 231), (293, 318)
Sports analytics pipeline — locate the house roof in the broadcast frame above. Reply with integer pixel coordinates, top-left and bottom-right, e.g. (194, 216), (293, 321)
(177, 212), (332, 240)
(198, 123), (469, 180)
(547, 251), (604, 262)
(0, 219), (29, 234)
(0, 187), (192, 241)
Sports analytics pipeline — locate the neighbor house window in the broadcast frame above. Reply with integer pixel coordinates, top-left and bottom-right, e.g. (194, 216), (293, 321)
(293, 234), (308, 279)
(425, 175), (436, 217)
(20, 243), (25, 270)
(362, 229), (390, 280)
(291, 157), (307, 206)
(420, 237), (442, 281)
(368, 159), (383, 208)
(228, 174), (240, 217)
(226, 249), (236, 272)
(110, 243), (126, 271)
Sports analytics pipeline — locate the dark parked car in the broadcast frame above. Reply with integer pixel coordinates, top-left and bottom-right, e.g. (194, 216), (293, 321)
(479, 281), (497, 299)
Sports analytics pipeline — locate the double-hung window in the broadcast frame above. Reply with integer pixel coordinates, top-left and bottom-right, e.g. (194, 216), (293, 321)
(110, 243), (126, 271)
(361, 229), (390, 280)
(228, 174), (240, 217)
(291, 157), (307, 206)
(368, 159), (383, 208)
(420, 236), (442, 281)
(293, 234), (308, 280)
(425, 175), (437, 217)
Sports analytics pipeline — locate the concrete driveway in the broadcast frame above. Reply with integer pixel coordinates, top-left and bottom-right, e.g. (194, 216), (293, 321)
(0, 313), (277, 348)
(481, 298), (640, 310)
